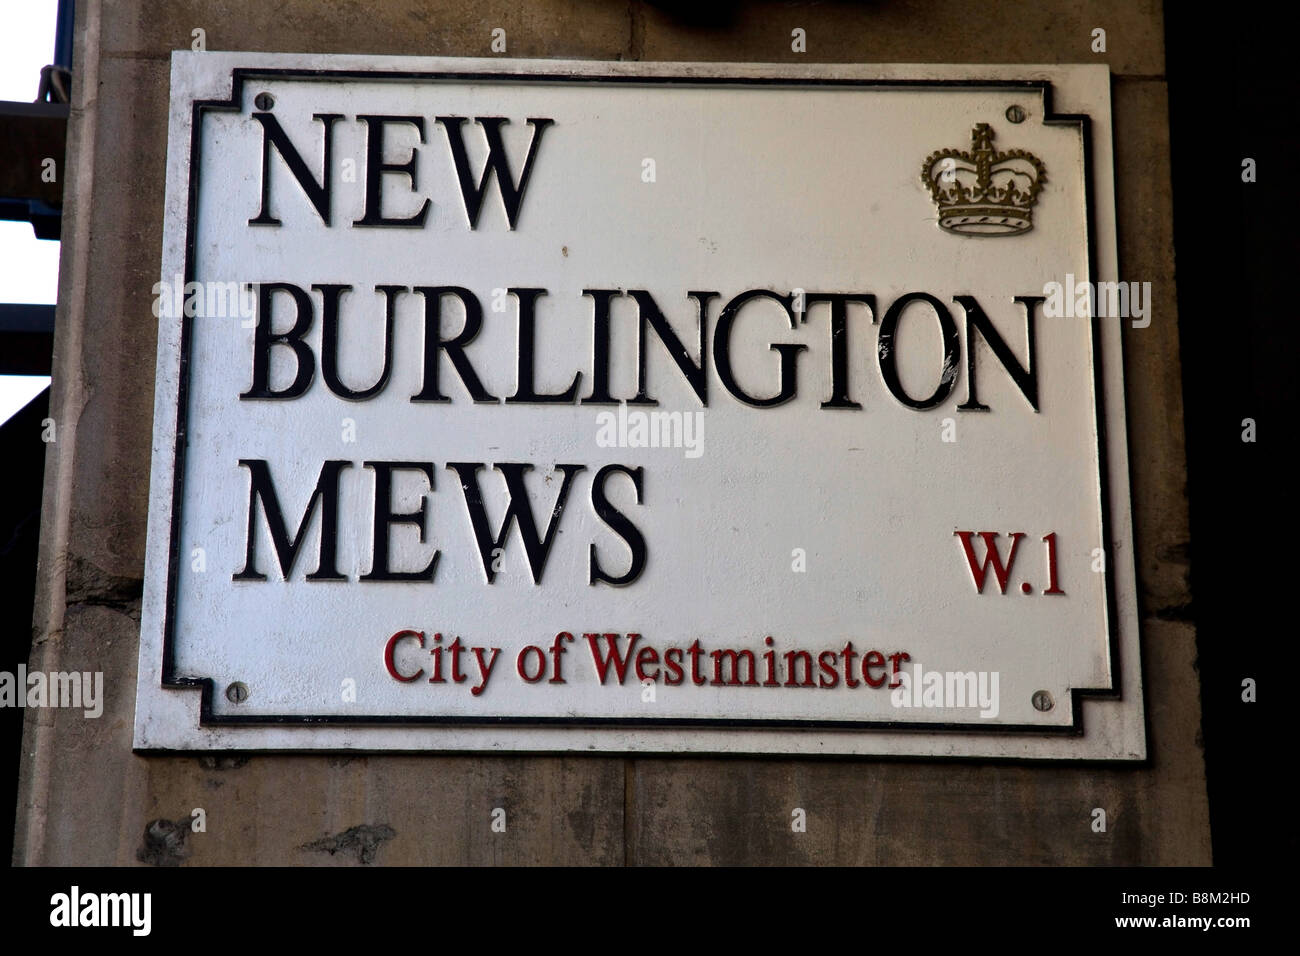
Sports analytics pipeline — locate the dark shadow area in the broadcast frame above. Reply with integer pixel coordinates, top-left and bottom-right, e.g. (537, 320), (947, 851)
(0, 387), (49, 866)
(1166, 4), (1295, 866)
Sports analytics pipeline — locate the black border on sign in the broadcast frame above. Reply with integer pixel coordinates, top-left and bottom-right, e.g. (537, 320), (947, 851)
(155, 67), (1135, 746)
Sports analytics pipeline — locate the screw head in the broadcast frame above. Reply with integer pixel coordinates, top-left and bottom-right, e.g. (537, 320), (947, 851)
(226, 681), (250, 704)
(1032, 690), (1054, 712)
(1005, 104), (1026, 124)
(254, 92), (275, 111)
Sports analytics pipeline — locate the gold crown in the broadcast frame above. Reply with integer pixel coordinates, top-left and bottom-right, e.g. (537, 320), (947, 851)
(922, 124), (1046, 236)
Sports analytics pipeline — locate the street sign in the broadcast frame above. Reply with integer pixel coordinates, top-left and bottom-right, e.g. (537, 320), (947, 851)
(135, 54), (1144, 758)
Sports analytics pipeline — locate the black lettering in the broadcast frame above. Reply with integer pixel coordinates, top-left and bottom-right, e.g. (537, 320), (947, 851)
(360, 461), (439, 582)
(506, 288), (582, 403)
(234, 459), (350, 581)
(877, 292), (960, 410)
(242, 282), (315, 400)
(581, 289), (621, 405)
(249, 112), (341, 226)
(802, 293), (876, 409)
(436, 116), (552, 230)
(319, 284), (400, 400)
(628, 289), (712, 407)
(448, 462), (584, 584)
(955, 295), (1040, 412)
(588, 464), (647, 586)
(714, 289), (806, 407)
(353, 115), (431, 227)
(411, 286), (498, 403)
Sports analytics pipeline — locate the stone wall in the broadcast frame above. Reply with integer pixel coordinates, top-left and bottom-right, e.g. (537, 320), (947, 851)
(14, 0), (1207, 866)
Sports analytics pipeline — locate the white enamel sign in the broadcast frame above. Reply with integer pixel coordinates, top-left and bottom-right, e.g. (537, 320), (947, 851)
(135, 54), (1145, 758)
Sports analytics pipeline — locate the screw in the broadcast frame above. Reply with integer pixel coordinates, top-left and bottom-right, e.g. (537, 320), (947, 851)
(1032, 690), (1054, 712)
(1005, 104), (1026, 124)
(254, 92), (274, 111)
(226, 681), (250, 704)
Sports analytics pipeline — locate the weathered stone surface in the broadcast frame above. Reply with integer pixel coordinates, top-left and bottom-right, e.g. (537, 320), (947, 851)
(1112, 77), (1192, 625)
(636, 0), (1165, 77)
(100, 0), (633, 61)
(14, 603), (143, 866)
(627, 620), (1208, 864)
(56, 53), (170, 594)
(16, 603), (627, 866)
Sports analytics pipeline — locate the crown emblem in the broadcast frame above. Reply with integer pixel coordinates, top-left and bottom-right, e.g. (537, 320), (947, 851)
(922, 124), (1046, 236)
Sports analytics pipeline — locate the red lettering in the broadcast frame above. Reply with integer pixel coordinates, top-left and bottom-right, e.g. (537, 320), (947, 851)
(888, 650), (911, 689)
(548, 631), (574, 683)
(862, 649), (887, 688)
(1042, 532), (1065, 595)
(709, 648), (758, 686)
(428, 631), (445, 683)
(762, 636), (779, 686)
(687, 638), (706, 685)
(635, 646), (660, 682)
(447, 636), (467, 683)
(384, 629), (425, 682)
(841, 641), (860, 688)
(817, 650), (840, 688)
(470, 646), (499, 696)
(516, 644), (546, 682)
(954, 531), (1025, 594)
(663, 647), (685, 685)
(783, 649), (814, 688)
(584, 632), (640, 684)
